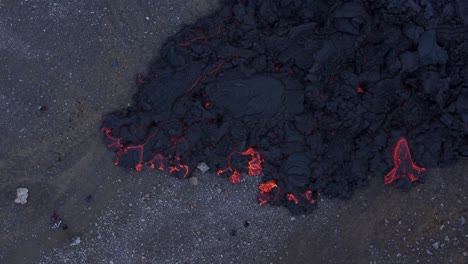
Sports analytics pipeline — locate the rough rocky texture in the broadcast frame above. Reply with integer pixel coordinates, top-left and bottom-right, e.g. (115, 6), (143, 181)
(101, 0), (468, 214)
(1, 0), (467, 263)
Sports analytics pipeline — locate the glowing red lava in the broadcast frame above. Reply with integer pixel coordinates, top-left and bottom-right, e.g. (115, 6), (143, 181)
(217, 147), (264, 184)
(300, 190), (316, 204)
(286, 193), (299, 204)
(149, 153), (167, 171)
(241, 147), (263, 176)
(169, 157), (190, 179)
(384, 138), (426, 184)
(259, 180), (278, 192)
(101, 128), (123, 150)
(258, 180), (278, 206)
(229, 170), (241, 184)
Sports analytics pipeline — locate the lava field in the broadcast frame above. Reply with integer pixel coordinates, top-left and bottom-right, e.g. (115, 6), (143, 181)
(101, 0), (468, 214)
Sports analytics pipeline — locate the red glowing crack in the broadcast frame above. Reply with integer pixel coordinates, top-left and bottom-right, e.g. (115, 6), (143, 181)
(217, 147), (264, 184)
(241, 147), (263, 176)
(384, 138), (426, 184)
(169, 156), (190, 179)
(101, 128), (123, 150)
(178, 19), (226, 47)
(286, 193), (299, 204)
(300, 190), (316, 205)
(258, 180), (278, 206)
(229, 170), (241, 184)
(259, 180), (278, 193)
(104, 56), (236, 173)
(149, 153), (167, 171)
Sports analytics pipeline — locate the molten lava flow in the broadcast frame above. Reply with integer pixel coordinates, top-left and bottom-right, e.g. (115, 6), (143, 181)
(101, 128), (123, 150)
(300, 190), (316, 204)
(241, 147), (263, 176)
(259, 180), (278, 192)
(169, 157), (190, 178)
(135, 163), (144, 172)
(286, 193), (299, 204)
(258, 180), (278, 206)
(216, 147), (263, 184)
(229, 170), (241, 184)
(149, 153), (167, 171)
(384, 138), (426, 185)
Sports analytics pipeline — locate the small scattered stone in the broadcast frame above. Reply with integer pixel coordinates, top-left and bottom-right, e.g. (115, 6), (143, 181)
(144, 193), (151, 199)
(444, 236), (450, 242)
(460, 216), (466, 226)
(432, 241), (439, 249)
(230, 229), (237, 236)
(426, 249), (432, 255)
(70, 237), (81, 246)
(439, 224), (445, 231)
(14, 188), (29, 204)
(189, 177), (199, 185)
(396, 253), (402, 257)
(197, 162), (210, 173)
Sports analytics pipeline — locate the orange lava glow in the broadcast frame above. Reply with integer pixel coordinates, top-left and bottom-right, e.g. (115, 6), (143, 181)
(135, 163), (144, 172)
(229, 170), (241, 184)
(384, 138), (426, 184)
(258, 180), (278, 206)
(286, 193), (299, 204)
(149, 153), (167, 171)
(242, 147), (263, 176)
(169, 157), (190, 178)
(259, 180), (278, 192)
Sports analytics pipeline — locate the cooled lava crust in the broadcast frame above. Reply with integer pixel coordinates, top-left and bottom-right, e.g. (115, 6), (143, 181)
(102, 0), (468, 214)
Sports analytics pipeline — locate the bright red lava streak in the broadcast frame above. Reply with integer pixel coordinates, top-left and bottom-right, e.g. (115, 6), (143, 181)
(300, 190), (316, 204)
(286, 193), (299, 204)
(259, 180), (278, 193)
(241, 147), (263, 176)
(169, 157), (190, 178)
(149, 153), (167, 171)
(104, 56), (236, 173)
(217, 147), (263, 184)
(229, 170), (241, 184)
(178, 19), (226, 47)
(384, 138), (426, 185)
(258, 180), (278, 206)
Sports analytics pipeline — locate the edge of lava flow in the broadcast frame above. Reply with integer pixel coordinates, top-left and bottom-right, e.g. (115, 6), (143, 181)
(101, 0), (468, 215)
